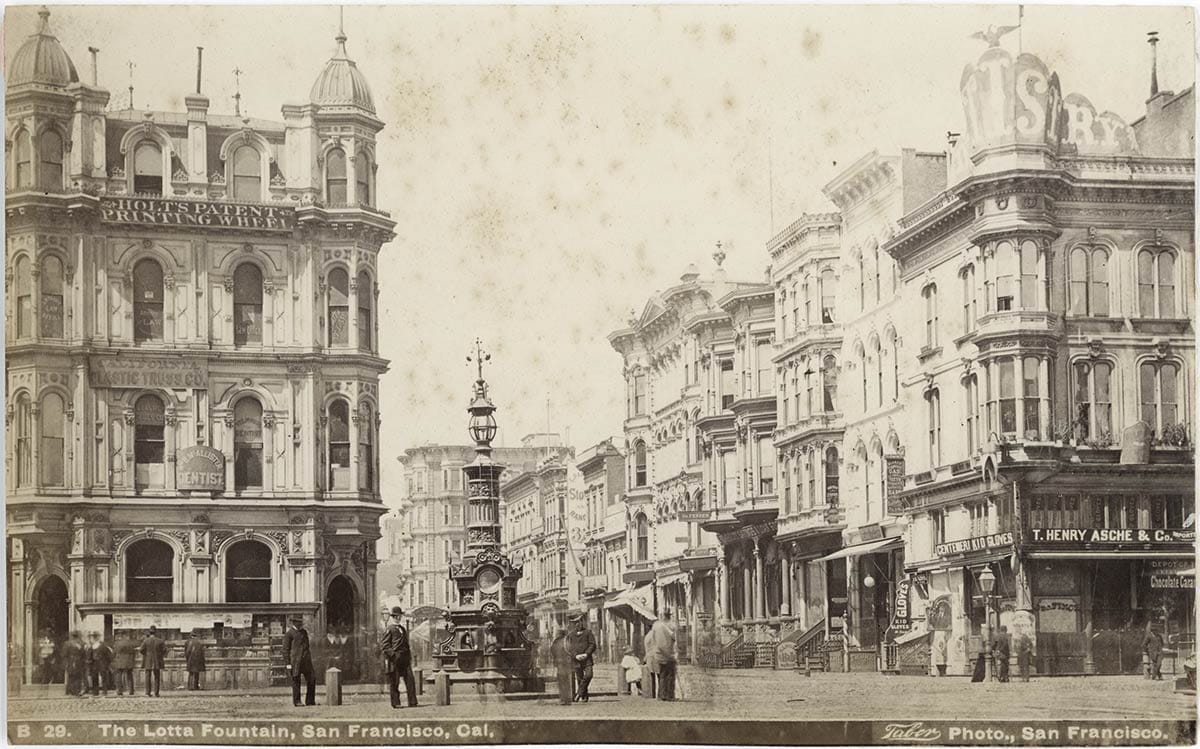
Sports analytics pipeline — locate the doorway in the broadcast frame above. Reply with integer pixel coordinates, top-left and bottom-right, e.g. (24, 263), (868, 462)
(35, 576), (69, 683)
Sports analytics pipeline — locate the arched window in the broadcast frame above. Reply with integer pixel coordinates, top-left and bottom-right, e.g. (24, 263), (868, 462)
(635, 514), (649, 562)
(1019, 239), (1041, 309)
(994, 241), (1015, 311)
(858, 345), (868, 411)
(327, 268), (349, 346)
(890, 330), (900, 402)
(960, 265), (976, 333)
(231, 145), (261, 201)
(355, 151), (371, 205)
(876, 442), (887, 518)
(803, 276), (813, 326)
(359, 404), (374, 492)
(325, 148), (347, 204)
(1069, 246), (1109, 317)
(1138, 249), (1177, 319)
(633, 441), (647, 487)
(328, 399), (351, 490)
(873, 339), (884, 406)
(820, 269), (836, 324)
(132, 258), (164, 342)
(821, 354), (838, 412)
(41, 256), (64, 338)
(1139, 361), (1179, 436)
(14, 394), (32, 488)
(14, 256), (32, 339)
(790, 282), (800, 336)
(793, 456), (804, 509)
(857, 252), (866, 311)
(926, 388), (941, 467)
(357, 271), (373, 351)
(233, 397), (263, 490)
(858, 443), (871, 518)
(126, 539), (174, 602)
(39, 130), (64, 192)
(1073, 360), (1112, 441)
(823, 446), (838, 507)
(964, 373), (981, 455)
(134, 395), (166, 489)
(133, 141), (163, 195)
(13, 131), (32, 188)
(225, 540), (272, 602)
(923, 284), (938, 348)
(782, 456), (792, 514)
(40, 393), (65, 487)
(872, 242), (882, 302)
(233, 263), (263, 346)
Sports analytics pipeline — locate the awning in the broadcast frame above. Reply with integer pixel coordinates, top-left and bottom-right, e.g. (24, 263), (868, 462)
(815, 536), (903, 563)
(656, 571), (689, 587)
(603, 585), (657, 622)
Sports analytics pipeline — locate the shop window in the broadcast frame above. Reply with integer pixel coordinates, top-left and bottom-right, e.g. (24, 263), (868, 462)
(40, 255), (65, 338)
(327, 268), (349, 346)
(132, 258), (165, 342)
(14, 256), (32, 339)
(1072, 361), (1113, 441)
(823, 446), (838, 507)
(822, 355), (838, 412)
(1139, 361), (1180, 437)
(233, 397), (263, 490)
(232, 263), (263, 345)
(355, 151), (371, 205)
(1069, 246), (1109, 317)
(325, 148), (347, 204)
(327, 398), (351, 490)
(357, 271), (373, 351)
(13, 130), (32, 188)
(38, 130), (64, 192)
(40, 393), (65, 487)
(133, 142), (163, 195)
(1137, 249), (1177, 319)
(231, 145), (261, 201)
(133, 395), (165, 489)
(126, 539), (174, 602)
(14, 394), (32, 488)
(225, 540), (272, 602)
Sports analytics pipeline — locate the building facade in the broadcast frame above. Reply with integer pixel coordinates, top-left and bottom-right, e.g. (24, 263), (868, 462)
(6, 10), (394, 686)
(575, 438), (627, 663)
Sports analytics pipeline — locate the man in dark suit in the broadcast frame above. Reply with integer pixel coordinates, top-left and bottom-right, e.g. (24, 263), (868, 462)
(378, 607), (418, 708)
(111, 632), (136, 696)
(138, 626), (166, 697)
(566, 613), (597, 702)
(283, 615), (316, 706)
(86, 632), (113, 696)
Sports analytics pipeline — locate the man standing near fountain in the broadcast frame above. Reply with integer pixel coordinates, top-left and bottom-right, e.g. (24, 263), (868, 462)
(380, 607), (418, 708)
(567, 613), (597, 703)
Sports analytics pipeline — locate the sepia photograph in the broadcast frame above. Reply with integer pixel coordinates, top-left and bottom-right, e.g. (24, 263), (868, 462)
(2, 2), (1196, 745)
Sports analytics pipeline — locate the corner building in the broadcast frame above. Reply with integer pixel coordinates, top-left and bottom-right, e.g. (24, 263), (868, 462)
(6, 11), (395, 687)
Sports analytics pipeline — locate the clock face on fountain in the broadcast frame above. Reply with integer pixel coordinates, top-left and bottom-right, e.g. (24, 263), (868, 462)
(477, 567), (502, 594)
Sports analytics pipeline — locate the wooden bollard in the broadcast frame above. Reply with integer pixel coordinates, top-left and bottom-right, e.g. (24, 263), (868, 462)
(434, 671), (451, 706)
(414, 668), (424, 695)
(616, 665), (628, 697)
(325, 667), (342, 706)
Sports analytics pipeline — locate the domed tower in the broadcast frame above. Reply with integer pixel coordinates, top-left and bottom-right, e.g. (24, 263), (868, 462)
(6, 7), (110, 193)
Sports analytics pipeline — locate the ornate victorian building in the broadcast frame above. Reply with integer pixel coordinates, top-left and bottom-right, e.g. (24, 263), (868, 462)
(6, 10), (394, 686)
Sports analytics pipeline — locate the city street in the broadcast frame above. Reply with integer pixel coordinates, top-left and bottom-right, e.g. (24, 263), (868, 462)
(8, 666), (1194, 722)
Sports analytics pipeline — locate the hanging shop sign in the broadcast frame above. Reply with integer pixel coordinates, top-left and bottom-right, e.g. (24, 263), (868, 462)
(90, 357), (208, 388)
(935, 531), (1014, 557)
(889, 577), (912, 633)
(1028, 528), (1194, 546)
(177, 445), (226, 491)
(100, 197), (295, 232)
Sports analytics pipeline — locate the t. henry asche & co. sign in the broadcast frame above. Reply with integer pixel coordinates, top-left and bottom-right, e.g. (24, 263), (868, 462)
(100, 197), (295, 232)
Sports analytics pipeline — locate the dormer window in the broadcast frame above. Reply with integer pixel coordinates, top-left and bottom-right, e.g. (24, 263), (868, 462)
(355, 151), (371, 205)
(232, 145), (261, 201)
(326, 148), (347, 204)
(133, 142), (163, 195)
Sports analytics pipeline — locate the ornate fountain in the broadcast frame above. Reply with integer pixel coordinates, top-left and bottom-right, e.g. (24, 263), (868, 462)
(431, 341), (537, 693)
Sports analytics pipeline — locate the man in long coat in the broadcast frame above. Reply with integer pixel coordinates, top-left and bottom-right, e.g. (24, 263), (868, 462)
(184, 632), (207, 691)
(646, 610), (678, 701)
(62, 631), (86, 697)
(283, 615), (316, 706)
(378, 607), (418, 708)
(111, 633), (136, 696)
(1143, 624), (1166, 680)
(566, 613), (598, 703)
(138, 626), (166, 697)
(86, 632), (113, 696)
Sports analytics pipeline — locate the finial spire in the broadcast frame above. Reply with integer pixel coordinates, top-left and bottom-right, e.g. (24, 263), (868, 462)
(37, 5), (51, 32)
(233, 67), (243, 117)
(127, 60), (135, 110)
(1148, 31), (1161, 97)
(467, 338), (491, 384)
(713, 240), (726, 268)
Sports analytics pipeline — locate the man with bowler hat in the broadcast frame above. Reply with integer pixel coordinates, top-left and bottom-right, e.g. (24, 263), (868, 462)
(138, 626), (166, 697)
(283, 615), (316, 706)
(379, 607), (418, 708)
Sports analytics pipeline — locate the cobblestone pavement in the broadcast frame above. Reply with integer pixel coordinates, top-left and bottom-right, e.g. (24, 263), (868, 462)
(9, 667), (1194, 723)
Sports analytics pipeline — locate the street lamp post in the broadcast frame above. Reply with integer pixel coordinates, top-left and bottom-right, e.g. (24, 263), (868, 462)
(978, 566), (996, 682)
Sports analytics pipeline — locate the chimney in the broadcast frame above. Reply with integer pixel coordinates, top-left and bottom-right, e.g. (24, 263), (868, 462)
(184, 47), (211, 189)
(1148, 31), (1160, 98)
(87, 47), (99, 86)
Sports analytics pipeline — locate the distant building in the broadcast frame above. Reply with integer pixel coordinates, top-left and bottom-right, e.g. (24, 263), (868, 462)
(575, 438), (626, 662)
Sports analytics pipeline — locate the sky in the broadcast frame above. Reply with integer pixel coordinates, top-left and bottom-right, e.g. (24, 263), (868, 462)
(5, 3), (1194, 501)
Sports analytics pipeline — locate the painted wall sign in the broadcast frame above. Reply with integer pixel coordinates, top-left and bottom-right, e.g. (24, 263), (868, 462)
(90, 357), (208, 388)
(176, 445), (225, 491)
(935, 531), (1014, 557)
(885, 455), (905, 499)
(1150, 574), (1194, 590)
(678, 510), (710, 523)
(1029, 528), (1193, 545)
(99, 197), (295, 232)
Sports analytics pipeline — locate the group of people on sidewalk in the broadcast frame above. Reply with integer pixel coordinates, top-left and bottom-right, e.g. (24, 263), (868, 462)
(59, 626), (180, 697)
(622, 609), (679, 700)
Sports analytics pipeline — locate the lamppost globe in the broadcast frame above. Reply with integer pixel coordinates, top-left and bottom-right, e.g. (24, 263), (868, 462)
(979, 567), (996, 594)
(469, 410), (497, 445)
(863, 575), (876, 589)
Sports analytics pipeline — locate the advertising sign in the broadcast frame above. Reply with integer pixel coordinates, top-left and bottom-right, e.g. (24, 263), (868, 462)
(935, 532), (1014, 557)
(679, 510), (710, 523)
(177, 445), (226, 491)
(1029, 528), (1194, 546)
(91, 357), (208, 389)
(100, 196), (295, 232)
